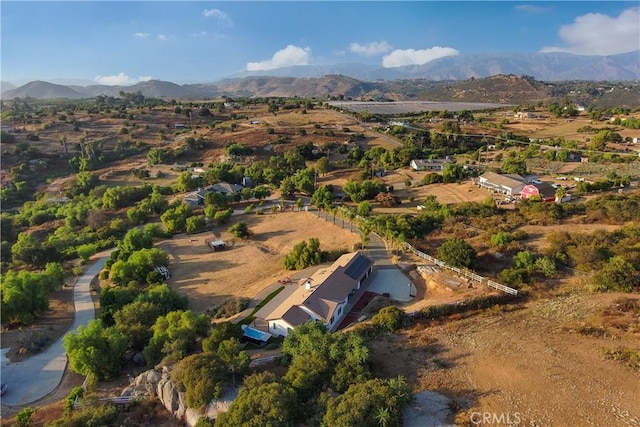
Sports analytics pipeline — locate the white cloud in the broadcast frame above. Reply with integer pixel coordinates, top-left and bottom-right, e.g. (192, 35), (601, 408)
(349, 41), (392, 57)
(133, 32), (150, 39)
(246, 45), (311, 71)
(382, 46), (459, 68)
(157, 34), (167, 41)
(541, 7), (640, 55)
(203, 8), (233, 27)
(94, 73), (153, 86)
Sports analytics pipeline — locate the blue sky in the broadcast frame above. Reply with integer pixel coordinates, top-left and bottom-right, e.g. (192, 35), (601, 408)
(1, 1), (639, 86)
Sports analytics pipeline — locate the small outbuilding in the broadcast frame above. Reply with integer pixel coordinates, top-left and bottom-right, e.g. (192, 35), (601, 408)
(209, 239), (228, 251)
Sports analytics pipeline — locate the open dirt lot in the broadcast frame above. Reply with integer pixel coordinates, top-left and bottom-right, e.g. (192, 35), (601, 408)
(158, 211), (361, 313)
(372, 292), (640, 426)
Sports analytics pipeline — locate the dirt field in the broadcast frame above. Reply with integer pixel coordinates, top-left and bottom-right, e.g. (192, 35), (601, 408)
(376, 175), (492, 214)
(372, 292), (640, 426)
(158, 210), (361, 313)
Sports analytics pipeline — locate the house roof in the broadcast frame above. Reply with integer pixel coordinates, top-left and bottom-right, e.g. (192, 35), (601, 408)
(411, 158), (453, 167)
(282, 306), (312, 327)
(523, 182), (556, 199)
(258, 252), (373, 326)
(479, 171), (525, 190)
(211, 182), (243, 194)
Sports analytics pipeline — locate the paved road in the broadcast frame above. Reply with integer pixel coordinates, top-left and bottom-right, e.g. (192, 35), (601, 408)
(1, 255), (109, 406)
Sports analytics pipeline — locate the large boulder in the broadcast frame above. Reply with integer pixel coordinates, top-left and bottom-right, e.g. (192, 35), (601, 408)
(204, 388), (239, 420)
(157, 372), (187, 420)
(125, 367), (239, 427)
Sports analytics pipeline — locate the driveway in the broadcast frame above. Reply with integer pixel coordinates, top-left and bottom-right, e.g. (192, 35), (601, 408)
(1, 255), (108, 406)
(360, 233), (414, 301)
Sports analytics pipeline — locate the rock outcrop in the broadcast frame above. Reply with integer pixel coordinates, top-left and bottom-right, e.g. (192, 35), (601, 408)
(123, 367), (237, 427)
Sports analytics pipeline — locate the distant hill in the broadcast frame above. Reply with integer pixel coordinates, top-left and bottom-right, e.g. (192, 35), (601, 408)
(212, 75), (378, 99)
(2, 75), (638, 108)
(228, 51), (640, 82)
(3, 80), (84, 99)
(1, 81), (16, 94)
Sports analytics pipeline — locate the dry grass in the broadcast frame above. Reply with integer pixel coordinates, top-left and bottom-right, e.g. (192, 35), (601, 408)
(158, 211), (360, 313)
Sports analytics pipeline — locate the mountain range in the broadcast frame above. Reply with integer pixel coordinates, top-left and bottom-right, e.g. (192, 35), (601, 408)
(1, 51), (639, 104)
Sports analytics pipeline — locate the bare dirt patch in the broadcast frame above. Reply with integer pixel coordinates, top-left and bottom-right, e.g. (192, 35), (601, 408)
(372, 292), (640, 426)
(158, 211), (360, 313)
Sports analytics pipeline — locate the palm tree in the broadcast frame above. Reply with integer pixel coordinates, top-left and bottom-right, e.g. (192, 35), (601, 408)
(555, 187), (568, 203)
(359, 222), (371, 249)
(375, 407), (390, 427)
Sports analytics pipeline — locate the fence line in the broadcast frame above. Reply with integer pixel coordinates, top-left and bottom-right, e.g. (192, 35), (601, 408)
(405, 243), (518, 296)
(250, 354), (284, 368)
(309, 208), (518, 296)
(74, 395), (136, 410)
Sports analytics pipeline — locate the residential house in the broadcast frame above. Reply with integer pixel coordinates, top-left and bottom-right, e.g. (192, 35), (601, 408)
(253, 252), (374, 337)
(515, 111), (539, 120)
(520, 182), (556, 202)
(410, 157), (453, 172)
(183, 182), (244, 206)
(477, 171), (525, 196)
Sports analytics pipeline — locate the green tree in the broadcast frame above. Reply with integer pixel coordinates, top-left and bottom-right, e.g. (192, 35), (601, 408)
(316, 156), (331, 176)
(186, 215), (206, 233)
(127, 206), (148, 225)
(356, 201), (373, 217)
(215, 378), (298, 427)
(323, 377), (412, 427)
(136, 283), (188, 315)
(113, 300), (161, 351)
(216, 337), (250, 383)
(213, 208), (233, 226)
(228, 221), (251, 239)
(589, 256), (640, 292)
(437, 238), (477, 269)
(310, 185), (334, 209)
(513, 250), (536, 272)
(490, 232), (513, 249)
(441, 162), (464, 183)
(1, 263), (65, 323)
(370, 306), (405, 332)
(171, 352), (229, 408)
(253, 186), (271, 200)
(501, 156), (527, 176)
(143, 310), (209, 365)
(202, 322), (243, 352)
(76, 243), (97, 262)
(283, 238), (323, 270)
(291, 167), (316, 195)
(64, 319), (128, 380)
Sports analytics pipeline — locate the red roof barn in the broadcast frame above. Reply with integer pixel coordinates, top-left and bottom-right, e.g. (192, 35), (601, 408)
(520, 182), (556, 202)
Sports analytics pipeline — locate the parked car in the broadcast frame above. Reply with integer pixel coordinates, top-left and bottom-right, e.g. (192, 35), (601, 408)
(1, 383), (8, 396)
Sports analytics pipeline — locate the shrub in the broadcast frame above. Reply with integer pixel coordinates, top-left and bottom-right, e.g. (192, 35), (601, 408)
(15, 407), (35, 427)
(228, 221), (251, 239)
(283, 238), (324, 270)
(370, 306), (406, 332)
(64, 386), (85, 414)
(437, 238), (477, 269)
(171, 352), (229, 408)
(50, 403), (118, 427)
(210, 298), (251, 319)
(490, 232), (513, 249)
